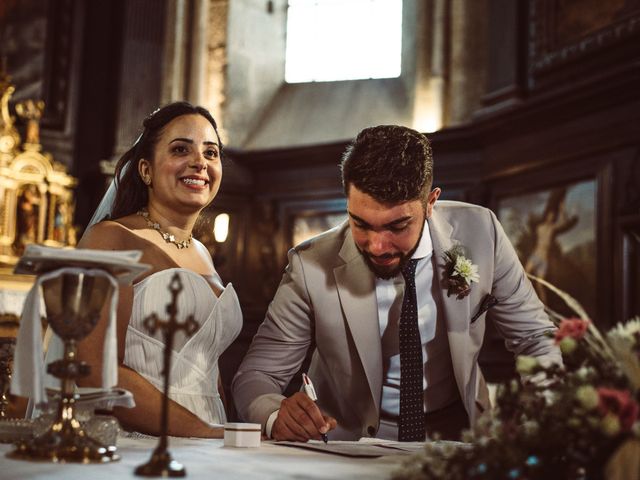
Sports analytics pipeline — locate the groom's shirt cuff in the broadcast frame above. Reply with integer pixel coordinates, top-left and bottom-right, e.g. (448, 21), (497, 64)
(265, 409), (279, 438)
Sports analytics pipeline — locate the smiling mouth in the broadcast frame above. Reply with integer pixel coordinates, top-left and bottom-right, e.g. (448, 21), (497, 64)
(181, 177), (209, 187)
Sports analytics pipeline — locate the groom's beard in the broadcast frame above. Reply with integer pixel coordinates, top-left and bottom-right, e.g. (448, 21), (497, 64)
(357, 220), (426, 280)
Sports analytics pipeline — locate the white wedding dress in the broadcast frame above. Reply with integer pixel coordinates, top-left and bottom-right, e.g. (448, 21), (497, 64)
(123, 268), (242, 425)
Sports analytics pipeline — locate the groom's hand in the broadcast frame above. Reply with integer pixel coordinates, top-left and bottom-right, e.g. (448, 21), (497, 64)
(271, 392), (337, 442)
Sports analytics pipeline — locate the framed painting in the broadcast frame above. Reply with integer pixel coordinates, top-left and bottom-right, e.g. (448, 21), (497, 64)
(282, 197), (347, 250)
(0, 0), (47, 103)
(497, 179), (597, 318)
(291, 210), (347, 247)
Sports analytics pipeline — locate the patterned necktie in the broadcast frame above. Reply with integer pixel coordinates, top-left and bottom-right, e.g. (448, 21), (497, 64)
(398, 258), (426, 441)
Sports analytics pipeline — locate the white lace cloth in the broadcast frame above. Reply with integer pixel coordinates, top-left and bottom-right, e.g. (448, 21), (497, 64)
(123, 268), (242, 426)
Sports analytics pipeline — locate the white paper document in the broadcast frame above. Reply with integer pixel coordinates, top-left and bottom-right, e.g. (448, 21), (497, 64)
(273, 439), (430, 458)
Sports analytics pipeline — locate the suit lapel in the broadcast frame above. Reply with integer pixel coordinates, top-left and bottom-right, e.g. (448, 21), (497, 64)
(428, 209), (474, 416)
(334, 229), (382, 420)
(331, 211), (479, 424)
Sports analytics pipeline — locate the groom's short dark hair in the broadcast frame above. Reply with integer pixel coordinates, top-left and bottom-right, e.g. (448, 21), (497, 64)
(340, 125), (433, 205)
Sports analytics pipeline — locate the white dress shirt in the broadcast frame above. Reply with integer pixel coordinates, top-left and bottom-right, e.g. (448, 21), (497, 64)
(376, 220), (458, 419)
(266, 220), (459, 438)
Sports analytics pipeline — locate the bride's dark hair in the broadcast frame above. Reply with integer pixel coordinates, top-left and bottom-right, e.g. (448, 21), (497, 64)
(109, 102), (223, 219)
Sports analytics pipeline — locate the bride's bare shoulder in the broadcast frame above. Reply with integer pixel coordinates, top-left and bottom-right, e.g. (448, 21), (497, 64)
(78, 215), (140, 250)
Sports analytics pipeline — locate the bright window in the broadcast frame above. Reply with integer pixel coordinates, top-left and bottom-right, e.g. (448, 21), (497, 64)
(285, 0), (403, 83)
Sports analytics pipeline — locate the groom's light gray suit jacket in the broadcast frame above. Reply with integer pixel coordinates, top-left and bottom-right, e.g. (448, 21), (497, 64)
(232, 201), (561, 439)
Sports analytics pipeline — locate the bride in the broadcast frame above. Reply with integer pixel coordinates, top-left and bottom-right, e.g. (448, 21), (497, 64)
(76, 102), (241, 437)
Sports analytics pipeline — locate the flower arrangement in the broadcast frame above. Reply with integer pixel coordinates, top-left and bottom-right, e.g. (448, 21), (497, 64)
(394, 276), (640, 480)
(443, 245), (479, 299)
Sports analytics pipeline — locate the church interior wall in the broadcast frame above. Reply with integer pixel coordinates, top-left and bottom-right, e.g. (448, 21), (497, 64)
(224, 0), (287, 147)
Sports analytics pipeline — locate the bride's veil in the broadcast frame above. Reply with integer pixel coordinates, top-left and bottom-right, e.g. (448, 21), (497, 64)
(84, 161), (130, 233)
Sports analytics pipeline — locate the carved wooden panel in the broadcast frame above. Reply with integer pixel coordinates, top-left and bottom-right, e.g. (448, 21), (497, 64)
(620, 219), (640, 321)
(40, 0), (76, 131)
(528, 0), (640, 88)
(619, 150), (640, 215)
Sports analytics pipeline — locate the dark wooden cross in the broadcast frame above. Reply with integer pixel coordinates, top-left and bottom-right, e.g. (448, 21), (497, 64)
(135, 272), (199, 478)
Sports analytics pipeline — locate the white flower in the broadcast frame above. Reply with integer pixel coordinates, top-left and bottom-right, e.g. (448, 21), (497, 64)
(608, 317), (640, 340)
(542, 388), (557, 406)
(452, 255), (480, 285)
(607, 316), (640, 392)
(576, 366), (592, 380)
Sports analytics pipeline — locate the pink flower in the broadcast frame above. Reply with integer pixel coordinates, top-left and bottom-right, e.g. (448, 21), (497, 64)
(597, 387), (639, 432)
(555, 318), (590, 343)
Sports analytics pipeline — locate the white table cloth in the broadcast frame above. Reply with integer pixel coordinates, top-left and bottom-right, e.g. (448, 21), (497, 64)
(0, 436), (405, 479)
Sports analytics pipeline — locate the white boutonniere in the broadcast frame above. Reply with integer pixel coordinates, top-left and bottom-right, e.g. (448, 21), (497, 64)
(443, 245), (479, 299)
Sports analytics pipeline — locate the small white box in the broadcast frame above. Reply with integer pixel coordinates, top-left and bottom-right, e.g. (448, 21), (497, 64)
(224, 423), (261, 448)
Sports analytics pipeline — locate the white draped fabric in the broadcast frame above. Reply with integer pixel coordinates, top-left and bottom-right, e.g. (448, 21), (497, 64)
(11, 268), (119, 406)
(123, 268), (242, 425)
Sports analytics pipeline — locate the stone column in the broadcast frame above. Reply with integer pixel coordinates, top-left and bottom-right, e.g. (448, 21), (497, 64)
(447, 0), (489, 125)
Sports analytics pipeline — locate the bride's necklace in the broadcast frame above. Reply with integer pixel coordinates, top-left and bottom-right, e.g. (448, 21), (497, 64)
(137, 208), (192, 249)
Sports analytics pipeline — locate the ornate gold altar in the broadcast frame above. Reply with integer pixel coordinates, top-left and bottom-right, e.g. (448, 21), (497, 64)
(0, 71), (77, 401)
(0, 72), (77, 267)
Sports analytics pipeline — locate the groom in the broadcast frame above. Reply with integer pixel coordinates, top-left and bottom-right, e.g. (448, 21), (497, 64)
(232, 125), (561, 442)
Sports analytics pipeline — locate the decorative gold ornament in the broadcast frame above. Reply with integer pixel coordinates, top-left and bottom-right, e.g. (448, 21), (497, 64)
(15, 99), (45, 149)
(0, 78), (20, 156)
(0, 133), (15, 152)
(0, 76), (77, 265)
(137, 209), (192, 249)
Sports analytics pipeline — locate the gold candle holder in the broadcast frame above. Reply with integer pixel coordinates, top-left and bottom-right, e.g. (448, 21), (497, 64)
(9, 271), (118, 463)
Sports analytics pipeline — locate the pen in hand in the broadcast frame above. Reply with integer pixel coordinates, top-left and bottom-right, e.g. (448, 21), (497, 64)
(302, 373), (329, 443)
